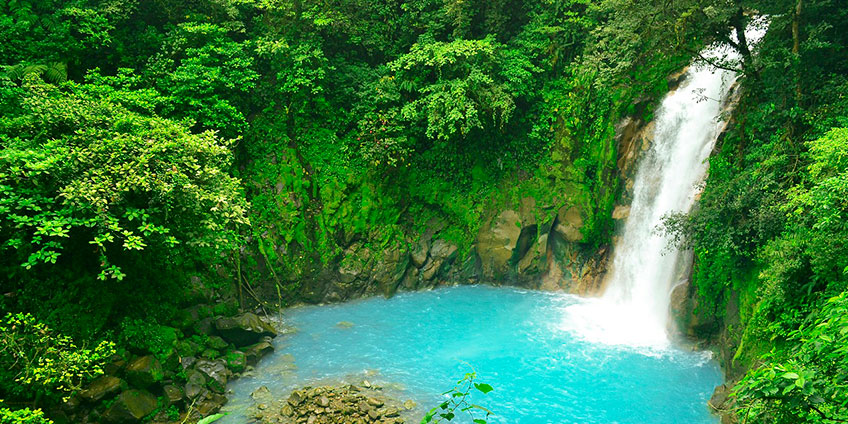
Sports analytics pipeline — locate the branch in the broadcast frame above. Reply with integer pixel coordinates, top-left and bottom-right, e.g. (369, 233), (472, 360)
(809, 404), (848, 423)
(695, 52), (744, 74)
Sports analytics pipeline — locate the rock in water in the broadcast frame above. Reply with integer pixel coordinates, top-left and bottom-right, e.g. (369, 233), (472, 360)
(215, 313), (277, 346)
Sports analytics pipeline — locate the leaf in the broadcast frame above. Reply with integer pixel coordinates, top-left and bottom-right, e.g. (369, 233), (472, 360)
(198, 413), (227, 424)
(781, 372), (799, 380)
(474, 383), (494, 394)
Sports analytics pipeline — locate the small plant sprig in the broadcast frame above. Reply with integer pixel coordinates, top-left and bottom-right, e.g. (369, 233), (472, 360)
(422, 370), (494, 424)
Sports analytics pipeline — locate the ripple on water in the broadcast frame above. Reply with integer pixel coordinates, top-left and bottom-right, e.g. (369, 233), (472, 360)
(221, 285), (723, 424)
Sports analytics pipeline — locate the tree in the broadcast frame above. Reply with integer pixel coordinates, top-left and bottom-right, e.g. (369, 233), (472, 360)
(0, 74), (248, 282)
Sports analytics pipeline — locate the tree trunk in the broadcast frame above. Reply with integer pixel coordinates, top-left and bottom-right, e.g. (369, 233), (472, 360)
(792, 0), (803, 104)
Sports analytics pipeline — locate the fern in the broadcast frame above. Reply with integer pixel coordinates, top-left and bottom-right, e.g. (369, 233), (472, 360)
(2, 62), (67, 83)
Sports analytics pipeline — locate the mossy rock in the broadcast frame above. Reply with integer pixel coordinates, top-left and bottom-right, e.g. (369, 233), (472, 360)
(207, 336), (229, 351)
(176, 340), (203, 358)
(201, 348), (220, 360)
(225, 351), (246, 373)
(125, 356), (164, 389)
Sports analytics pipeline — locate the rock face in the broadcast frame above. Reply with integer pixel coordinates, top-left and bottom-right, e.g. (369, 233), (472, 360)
(248, 384), (407, 424)
(247, 97), (666, 304)
(215, 313), (277, 346)
(476, 210), (522, 279)
(102, 389), (158, 423)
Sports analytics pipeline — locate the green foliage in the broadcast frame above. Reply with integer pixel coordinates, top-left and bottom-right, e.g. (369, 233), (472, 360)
(0, 407), (53, 424)
(118, 319), (180, 359)
(422, 371), (493, 424)
(0, 75), (248, 281)
(735, 290), (848, 423)
(0, 313), (115, 401)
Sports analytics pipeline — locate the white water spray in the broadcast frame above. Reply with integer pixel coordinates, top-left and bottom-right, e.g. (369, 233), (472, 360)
(562, 25), (766, 349)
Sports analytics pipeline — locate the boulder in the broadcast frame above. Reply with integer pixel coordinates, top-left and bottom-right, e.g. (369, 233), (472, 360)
(337, 244), (373, 284)
(163, 384), (183, 406)
(553, 205), (584, 242)
(196, 392), (227, 416)
(373, 245), (410, 297)
(207, 336), (229, 350)
(429, 239), (458, 261)
(195, 359), (230, 393)
(125, 356), (163, 389)
(476, 210), (522, 278)
(518, 234), (548, 274)
(102, 390), (158, 423)
(410, 239), (429, 268)
(612, 205), (631, 220)
(225, 350), (247, 373)
(244, 339), (274, 365)
(80, 375), (122, 402)
(184, 383), (205, 400)
(215, 313), (277, 347)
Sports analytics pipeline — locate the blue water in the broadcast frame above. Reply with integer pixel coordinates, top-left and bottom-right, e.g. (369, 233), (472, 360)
(222, 285), (722, 424)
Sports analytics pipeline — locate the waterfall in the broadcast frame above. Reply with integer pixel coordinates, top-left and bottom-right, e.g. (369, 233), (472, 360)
(562, 24), (766, 349)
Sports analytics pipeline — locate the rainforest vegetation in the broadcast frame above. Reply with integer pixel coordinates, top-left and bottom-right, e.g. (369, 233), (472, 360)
(0, 0), (846, 423)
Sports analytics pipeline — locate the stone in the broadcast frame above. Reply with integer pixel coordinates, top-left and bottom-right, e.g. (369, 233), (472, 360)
(244, 339), (275, 365)
(518, 234), (548, 274)
(79, 375), (122, 402)
(194, 317), (215, 336)
(184, 383), (204, 400)
(419, 257), (442, 281)
(429, 239), (457, 261)
(553, 205), (584, 242)
(336, 321), (354, 329)
(225, 350), (247, 373)
(196, 393), (227, 416)
(102, 390), (158, 423)
(410, 239), (429, 268)
(164, 384), (183, 405)
(207, 336), (229, 350)
(476, 209), (523, 278)
(195, 359), (230, 393)
(612, 205), (631, 220)
(201, 348), (220, 359)
(288, 390), (305, 406)
(125, 355), (163, 389)
(373, 244), (410, 297)
(215, 313), (277, 347)
(403, 400), (416, 410)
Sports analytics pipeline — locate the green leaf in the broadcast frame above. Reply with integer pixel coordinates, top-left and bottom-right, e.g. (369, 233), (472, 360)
(474, 383), (494, 394)
(198, 413), (227, 424)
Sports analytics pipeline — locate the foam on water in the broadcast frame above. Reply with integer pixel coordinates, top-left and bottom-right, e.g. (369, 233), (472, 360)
(221, 286), (722, 424)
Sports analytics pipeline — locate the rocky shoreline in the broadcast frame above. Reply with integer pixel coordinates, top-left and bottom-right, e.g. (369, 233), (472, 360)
(247, 383), (414, 424)
(56, 307), (283, 424)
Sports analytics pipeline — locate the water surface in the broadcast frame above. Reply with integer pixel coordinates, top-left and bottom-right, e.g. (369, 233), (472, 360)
(222, 286), (722, 424)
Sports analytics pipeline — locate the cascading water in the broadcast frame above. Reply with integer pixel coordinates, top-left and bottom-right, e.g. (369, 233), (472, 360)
(562, 24), (766, 349)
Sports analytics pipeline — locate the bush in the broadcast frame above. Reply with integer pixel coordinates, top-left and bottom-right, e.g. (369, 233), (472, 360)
(0, 313), (115, 401)
(118, 319), (180, 359)
(0, 408), (53, 424)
